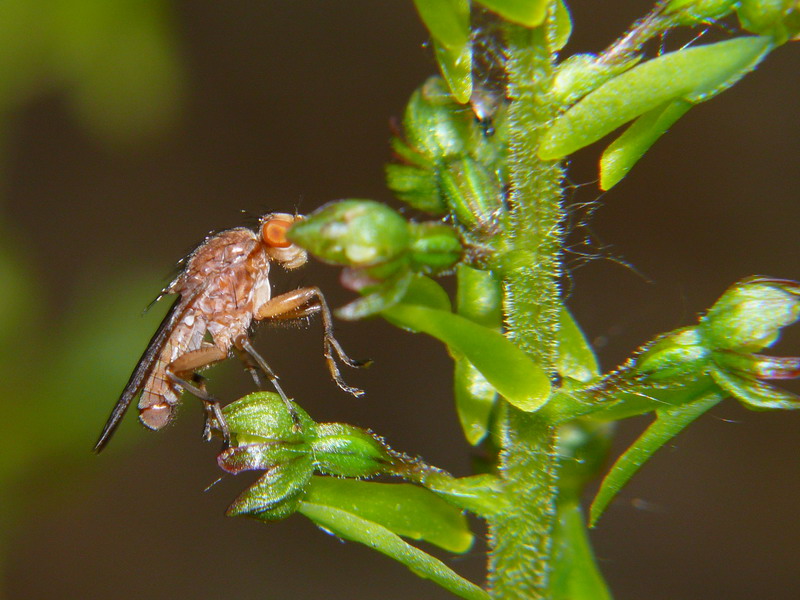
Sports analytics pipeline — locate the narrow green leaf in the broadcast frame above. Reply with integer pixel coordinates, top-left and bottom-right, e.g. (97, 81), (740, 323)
(383, 303), (552, 411)
(455, 358), (496, 445)
(549, 500), (612, 600)
(556, 306), (600, 382)
(402, 273), (453, 312)
(419, 472), (508, 516)
(600, 99), (692, 190)
(539, 36), (772, 160)
(456, 265), (502, 327)
(304, 477), (473, 553)
(551, 0), (573, 51)
(413, 0), (470, 49)
(299, 502), (490, 600)
(434, 39), (473, 104)
(476, 0), (548, 27)
(589, 392), (723, 526)
(454, 265), (501, 444)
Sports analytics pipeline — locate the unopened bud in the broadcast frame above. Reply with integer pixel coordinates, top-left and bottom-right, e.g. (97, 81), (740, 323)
(665, 0), (738, 24)
(288, 200), (411, 268)
(408, 223), (463, 273)
(737, 0), (795, 36)
(312, 423), (400, 478)
(699, 277), (800, 351)
(439, 157), (504, 235)
(634, 327), (709, 380)
(221, 392), (315, 446)
(403, 77), (471, 160)
(385, 163), (446, 215)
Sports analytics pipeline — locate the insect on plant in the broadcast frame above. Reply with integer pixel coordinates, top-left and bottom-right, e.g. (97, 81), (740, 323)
(93, 212), (369, 452)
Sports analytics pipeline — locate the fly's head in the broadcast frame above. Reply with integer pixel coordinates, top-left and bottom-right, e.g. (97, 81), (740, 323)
(260, 213), (308, 270)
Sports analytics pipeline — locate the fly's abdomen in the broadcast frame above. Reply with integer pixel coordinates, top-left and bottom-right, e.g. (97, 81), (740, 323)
(138, 312), (207, 430)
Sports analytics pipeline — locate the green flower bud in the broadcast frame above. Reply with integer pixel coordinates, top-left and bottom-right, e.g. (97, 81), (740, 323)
(664, 0), (739, 24)
(634, 327), (709, 380)
(408, 222), (463, 273)
(385, 163), (446, 215)
(222, 392), (316, 446)
(288, 200), (411, 268)
(737, 0), (795, 36)
(699, 277), (800, 351)
(313, 423), (400, 478)
(403, 77), (472, 160)
(439, 157), (504, 235)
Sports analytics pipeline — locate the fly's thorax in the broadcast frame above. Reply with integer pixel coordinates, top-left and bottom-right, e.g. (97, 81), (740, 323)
(260, 213), (308, 270)
(178, 228), (262, 290)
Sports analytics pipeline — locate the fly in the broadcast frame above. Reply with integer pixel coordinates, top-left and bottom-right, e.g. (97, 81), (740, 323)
(93, 213), (368, 452)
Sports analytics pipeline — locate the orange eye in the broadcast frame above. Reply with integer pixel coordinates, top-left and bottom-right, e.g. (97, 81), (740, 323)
(262, 218), (293, 248)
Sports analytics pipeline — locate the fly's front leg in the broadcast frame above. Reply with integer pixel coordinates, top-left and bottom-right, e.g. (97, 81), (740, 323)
(255, 287), (371, 397)
(168, 344), (230, 443)
(234, 335), (301, 429)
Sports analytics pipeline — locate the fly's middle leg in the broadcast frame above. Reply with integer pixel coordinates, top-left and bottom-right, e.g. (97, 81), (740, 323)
(255, 286), (371, 397)
(234, 335), (301, 429)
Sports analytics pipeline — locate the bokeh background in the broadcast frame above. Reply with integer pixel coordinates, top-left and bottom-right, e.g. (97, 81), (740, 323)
(1, 1), (798, 599)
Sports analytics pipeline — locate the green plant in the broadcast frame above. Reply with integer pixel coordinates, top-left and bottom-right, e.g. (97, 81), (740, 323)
(190, 1), (800, 598)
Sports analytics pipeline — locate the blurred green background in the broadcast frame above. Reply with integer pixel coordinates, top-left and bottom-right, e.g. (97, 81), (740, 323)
(1, 1), (798, 599)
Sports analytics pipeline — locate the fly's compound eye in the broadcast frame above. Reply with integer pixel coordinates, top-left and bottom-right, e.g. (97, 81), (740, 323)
(261, 217), (294, 248)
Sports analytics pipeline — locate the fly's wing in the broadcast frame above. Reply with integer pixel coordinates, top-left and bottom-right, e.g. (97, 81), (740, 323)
(93, 294), (193, 453)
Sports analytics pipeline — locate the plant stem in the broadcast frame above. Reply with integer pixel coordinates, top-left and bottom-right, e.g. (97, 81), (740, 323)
(486, 23), (564, 599)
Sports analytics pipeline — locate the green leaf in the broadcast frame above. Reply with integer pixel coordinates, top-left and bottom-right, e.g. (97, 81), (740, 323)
(402, 274), (453, 312)
(599, 99), (692, 190)
(433, 38), (473, 104)
(549, 500), (612, 600)
(413, 0), (470, 49)
(539, 36), (772, 160)
(551, 0), (573, 51)
(418, 472), (508, 516)
(556, 306), (600, 382)
(589, 392), (723, 526)
(476, 0), (549, 27)
(298, 502), (489, 600)
(382, 303), (552, 411)
(455, 358), (497, 445)
(303, 477), (474, 553)
(454, 265), (502, 444)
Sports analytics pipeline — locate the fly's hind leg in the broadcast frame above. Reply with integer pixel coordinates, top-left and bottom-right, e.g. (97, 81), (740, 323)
(255, 286), (371, 397)
(234, 335), (301, 429)
(168, 344), (230, 443)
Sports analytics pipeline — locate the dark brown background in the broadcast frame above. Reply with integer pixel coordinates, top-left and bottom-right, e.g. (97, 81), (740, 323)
(4, 1), (799, 598)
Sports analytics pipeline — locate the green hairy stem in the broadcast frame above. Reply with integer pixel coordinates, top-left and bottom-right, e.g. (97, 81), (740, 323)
(487, 24), (565, 599)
